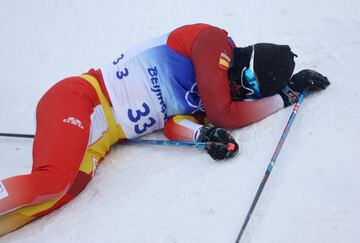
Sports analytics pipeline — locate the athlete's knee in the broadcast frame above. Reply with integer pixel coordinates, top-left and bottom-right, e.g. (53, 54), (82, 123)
(31, 169), (74, 196)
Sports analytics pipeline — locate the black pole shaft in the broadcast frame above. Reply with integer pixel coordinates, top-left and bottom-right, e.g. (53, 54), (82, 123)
(236, 172), (270, 242)
(0, 133), (34, 138)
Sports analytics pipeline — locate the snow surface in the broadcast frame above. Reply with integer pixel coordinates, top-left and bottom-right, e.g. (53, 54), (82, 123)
(1, 0), (360, 242)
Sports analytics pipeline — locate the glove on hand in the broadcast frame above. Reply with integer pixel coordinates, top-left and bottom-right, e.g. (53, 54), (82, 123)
(279, 69), (330, 107)
(289, 69), (330, 92)
(196, 126), (239, 160)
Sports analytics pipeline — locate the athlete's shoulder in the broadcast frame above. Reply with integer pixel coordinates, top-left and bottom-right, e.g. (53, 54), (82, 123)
(167, 23), (226, 57)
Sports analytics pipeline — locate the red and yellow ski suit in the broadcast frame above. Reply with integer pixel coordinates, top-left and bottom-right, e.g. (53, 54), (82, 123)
(0, 24), (283, 235)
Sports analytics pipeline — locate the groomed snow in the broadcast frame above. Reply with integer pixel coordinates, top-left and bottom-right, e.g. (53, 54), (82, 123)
(1, 0), (359, 242)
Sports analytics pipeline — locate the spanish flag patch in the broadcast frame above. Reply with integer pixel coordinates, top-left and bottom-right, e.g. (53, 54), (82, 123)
(218, 52), (231, 70)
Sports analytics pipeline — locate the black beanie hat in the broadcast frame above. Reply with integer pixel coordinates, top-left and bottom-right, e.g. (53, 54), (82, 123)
(228, 43), (297, 99)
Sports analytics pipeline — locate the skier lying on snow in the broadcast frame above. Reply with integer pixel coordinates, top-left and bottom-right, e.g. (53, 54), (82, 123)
(0, 23), (329, 235)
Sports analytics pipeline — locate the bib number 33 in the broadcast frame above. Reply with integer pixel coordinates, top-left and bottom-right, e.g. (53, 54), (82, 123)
(127, 103), (156, 134)
(113, 54), (129, 80)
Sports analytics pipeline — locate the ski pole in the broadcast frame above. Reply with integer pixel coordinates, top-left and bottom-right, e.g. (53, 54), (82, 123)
(0, 133), (235, 152)
(235, 88), (308, 243)
(129, 138), (207, 149)
(0, 133), (34, 138)
(0, 132), (211, 149)
(128, 138), (235, 151)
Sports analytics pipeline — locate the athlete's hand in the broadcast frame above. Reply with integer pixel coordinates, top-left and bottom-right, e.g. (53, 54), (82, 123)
(279, 69), (330, 107)
(196, 126), (239, 160)
(289, 69), (330, 92)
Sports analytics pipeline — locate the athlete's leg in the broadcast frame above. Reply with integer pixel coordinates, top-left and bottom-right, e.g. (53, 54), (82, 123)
(0, 77), (97, 235)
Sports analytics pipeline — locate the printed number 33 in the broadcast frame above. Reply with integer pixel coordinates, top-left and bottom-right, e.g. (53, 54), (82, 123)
(113, 54), (129, 80)
(128, 103), (156, 134)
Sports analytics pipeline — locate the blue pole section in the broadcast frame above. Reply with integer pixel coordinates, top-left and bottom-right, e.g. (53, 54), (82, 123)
(128, 138), (207, 150)
(0, 133), (214, 151)
(235, 89), (308, 243)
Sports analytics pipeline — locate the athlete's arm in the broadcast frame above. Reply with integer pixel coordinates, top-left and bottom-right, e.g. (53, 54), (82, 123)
(190, 26), (284, 129)
(163, 115), (204, 141)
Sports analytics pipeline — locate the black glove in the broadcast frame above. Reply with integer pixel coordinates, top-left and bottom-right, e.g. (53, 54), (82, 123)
(196, 126), (239, 160)
(279, 69), (330, 107)
(289, 69), (330, 92)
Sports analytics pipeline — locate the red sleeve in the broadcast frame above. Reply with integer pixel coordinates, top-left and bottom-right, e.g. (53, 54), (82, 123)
(167, 23), (213, 58)
(190, 26), (284, 129)
(163, 115), (203, 142)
